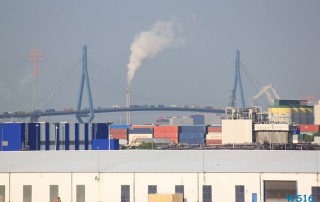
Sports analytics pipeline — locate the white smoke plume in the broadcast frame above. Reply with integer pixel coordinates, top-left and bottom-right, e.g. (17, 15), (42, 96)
(127, 20), (178, 87)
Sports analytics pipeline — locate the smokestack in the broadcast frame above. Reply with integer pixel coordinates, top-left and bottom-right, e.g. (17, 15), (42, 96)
(126, 87), (131, 125)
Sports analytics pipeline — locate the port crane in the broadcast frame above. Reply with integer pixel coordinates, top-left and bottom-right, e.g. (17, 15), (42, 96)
(252, 84), (280, 106)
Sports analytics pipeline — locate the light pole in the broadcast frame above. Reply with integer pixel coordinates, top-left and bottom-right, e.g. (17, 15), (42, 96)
(55, 124), (58, 151)
(107, 122), (113, 150)
(35, 124), (39, 150)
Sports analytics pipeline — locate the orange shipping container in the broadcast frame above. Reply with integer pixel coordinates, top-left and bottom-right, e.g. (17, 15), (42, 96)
(154, 126), (179, 132)
(110, 128), (128, 134)
(299, 124), (319, 132)
(208, 126), (222, 133)
(206, 139), (222, 145)
(154, 132), (179, 143)
(110, 133), (127, 140)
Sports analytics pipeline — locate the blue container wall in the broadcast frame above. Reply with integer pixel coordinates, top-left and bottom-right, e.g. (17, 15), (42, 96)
(65, 123), (70, 150)
(28, 123), (41, 151)
(92, 139), (119, 150)
(1, 123), (24, 151)
(92, 123), (109, 139)
(128, 128), (153, 134)
(85, 123), (89, 150)
(75, 123), (79, 150)
(110, 124), (130, 129)
(45, 123), (50, 150)
(180, 126), (207, 133)
(179, 132), (205, 145)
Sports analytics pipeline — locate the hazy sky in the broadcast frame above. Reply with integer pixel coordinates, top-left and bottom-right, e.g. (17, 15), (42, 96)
(1, 0), (319, 124)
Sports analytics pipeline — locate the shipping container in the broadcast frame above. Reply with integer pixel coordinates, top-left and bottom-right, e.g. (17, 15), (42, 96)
(0, 123), (24, 151)
(206, 139), (222, 145)
(128, 134), (153, 144)
(129, 128), (153, 134)
(131, 125), (155, 129)
(110, 128), (127, 134)
(299, 124), (319, 133)
(180, 126), (207, 133)
(91, 123), (109, 139)
(110, 124), (130, 129)
(153, 131), (179, 143)
(110, 133), (127, 140)
(92, 139), (119, 150)
(154, 126), (179, 133)
(179, 132), (205, 145)
(206, 133), (222, 140)
(208, 126), (222, 133)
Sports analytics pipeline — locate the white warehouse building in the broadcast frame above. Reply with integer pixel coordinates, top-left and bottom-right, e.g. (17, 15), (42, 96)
(0, 150), (320, 202)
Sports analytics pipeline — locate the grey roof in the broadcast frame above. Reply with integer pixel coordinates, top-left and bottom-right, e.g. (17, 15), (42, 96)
(0, 150), (319, 173)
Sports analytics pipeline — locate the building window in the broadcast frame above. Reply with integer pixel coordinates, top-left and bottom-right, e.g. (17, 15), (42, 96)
(148, 185), (157, 194)
(23, 185), (32, 202)
(175, 185), (184, 201)
(235, 185), (245, 202)
(0, 185), (5, 202)
(312, 187), (320, 202)
(121, 185), (130, 202)
(203, 185), (212, 202)
(76, 185), (85, 202)
(50, 185), (59, 202)
(264, 180), (296, 202)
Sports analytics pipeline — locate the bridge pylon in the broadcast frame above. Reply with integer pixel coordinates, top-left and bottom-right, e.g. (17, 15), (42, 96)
(76, 45), (95, 123)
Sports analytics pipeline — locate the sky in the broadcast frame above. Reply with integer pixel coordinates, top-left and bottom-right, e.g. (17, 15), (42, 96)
(0, 0), (319, 124)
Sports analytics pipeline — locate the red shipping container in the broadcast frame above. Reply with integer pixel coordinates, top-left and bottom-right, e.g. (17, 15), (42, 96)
(154, 126), (179, 133)
(299, 124), (319, 132)
(110, 133), (127, 140)
(208, 126), (222, 133)
(154, 132), (178, 143)
(206, 139), (222, 145)
(110, 128), (127, 134)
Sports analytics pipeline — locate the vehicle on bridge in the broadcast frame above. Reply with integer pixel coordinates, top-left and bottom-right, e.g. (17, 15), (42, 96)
(45, 109), (55, 113)
(14, 111), (25, 115)
(2, 112), (11, 115)
(33, 110), (42, 113)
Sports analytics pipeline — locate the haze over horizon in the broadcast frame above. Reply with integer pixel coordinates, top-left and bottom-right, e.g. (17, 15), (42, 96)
(1, 0), (319, 124)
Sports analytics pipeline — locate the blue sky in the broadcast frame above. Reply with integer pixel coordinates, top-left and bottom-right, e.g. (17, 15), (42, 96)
(0, 0), (319, 123)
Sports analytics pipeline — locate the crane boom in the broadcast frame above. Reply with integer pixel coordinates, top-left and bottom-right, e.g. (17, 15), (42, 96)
(252, 84), (280, 106)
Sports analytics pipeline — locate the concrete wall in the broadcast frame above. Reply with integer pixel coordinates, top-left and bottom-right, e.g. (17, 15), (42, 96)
(222, 119), (253, 144)
(1, 171), (318, 202)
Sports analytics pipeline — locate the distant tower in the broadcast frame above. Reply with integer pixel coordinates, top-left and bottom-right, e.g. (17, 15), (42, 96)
(30, 49), (44, 110)
(126, 87), (131, 125)
(229, 50), (245, 108)
(76, 45), (95, 123)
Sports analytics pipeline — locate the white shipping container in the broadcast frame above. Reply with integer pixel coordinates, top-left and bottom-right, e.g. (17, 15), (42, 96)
(254, 124), (290, 131)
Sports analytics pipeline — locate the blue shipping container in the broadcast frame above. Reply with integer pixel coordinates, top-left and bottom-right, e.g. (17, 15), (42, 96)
(110, 124), (130, 129)
(92, 123), (109, 139)
(92, 139), (119, 150)
(0, 123), (24, 151)
(128, 128), (153, 134)
(179, 132), (205, 145)
(180, 126), (207, 133)
(28, 123), (41, 151)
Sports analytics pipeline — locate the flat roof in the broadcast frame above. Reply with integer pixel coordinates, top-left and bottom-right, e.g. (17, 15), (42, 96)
(0, 150), (318, 173)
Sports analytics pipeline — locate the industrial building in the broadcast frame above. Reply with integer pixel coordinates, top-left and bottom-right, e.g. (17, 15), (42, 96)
(0, 150), (319, 202)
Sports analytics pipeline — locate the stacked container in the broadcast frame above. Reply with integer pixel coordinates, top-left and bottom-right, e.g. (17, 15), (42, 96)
(110, 125), (130, 145)
(0, 123), (24, 151)
(128, 127), (153, 145)
(154, 126), (179, 143)
(179, 126), (207, 145)
(206, 125), (222, 145)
